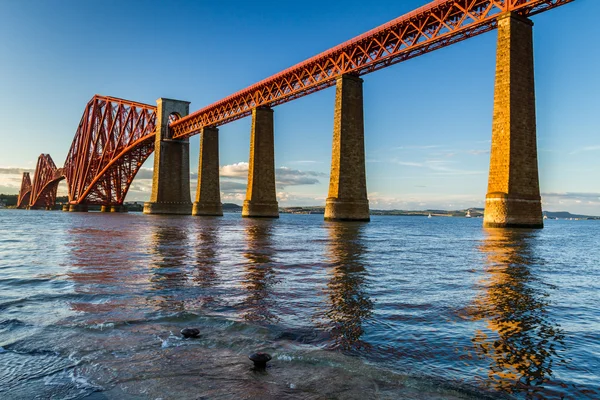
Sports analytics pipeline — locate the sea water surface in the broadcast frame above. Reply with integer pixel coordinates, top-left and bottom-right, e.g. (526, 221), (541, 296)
(0, 209), (598, 399)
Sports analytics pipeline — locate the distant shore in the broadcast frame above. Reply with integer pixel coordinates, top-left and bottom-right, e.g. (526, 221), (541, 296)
(2, 194), (598, 220)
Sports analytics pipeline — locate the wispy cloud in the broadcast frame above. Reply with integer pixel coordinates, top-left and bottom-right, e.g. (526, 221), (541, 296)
(367, 191), (485, 210)
(220, 181), (247, 192)
(466, 149), (489, 155)
(394, 145), (443, 150)
(288, 160), (323, 165)
(568, 145), (600, 155)
(391, 158), (484, 176)
(541, 192), (600, 214)
(0, 167), (34, 175)
(394, 161), (424, 167)
(133, 168), (154, 180)
(542, 192), (600, 200)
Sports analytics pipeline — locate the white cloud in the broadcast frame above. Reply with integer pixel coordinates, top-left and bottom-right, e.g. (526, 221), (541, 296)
(220, 162), (249, 179)
(219, 162), (325, 188)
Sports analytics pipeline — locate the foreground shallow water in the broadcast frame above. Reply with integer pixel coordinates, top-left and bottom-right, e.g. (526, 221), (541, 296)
(0, 210), (598, 399)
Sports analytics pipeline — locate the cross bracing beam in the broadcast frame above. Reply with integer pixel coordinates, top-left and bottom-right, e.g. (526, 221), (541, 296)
(170, 0), (573, 138)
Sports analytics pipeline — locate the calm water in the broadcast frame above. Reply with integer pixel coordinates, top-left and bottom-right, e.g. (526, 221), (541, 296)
(0, 210), (598, 399)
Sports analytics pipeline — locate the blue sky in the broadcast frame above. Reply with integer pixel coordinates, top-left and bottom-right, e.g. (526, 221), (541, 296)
(0, 0), (598, 213)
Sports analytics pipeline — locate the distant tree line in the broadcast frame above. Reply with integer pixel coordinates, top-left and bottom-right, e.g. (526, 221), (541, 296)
(0, 194), (69, 206)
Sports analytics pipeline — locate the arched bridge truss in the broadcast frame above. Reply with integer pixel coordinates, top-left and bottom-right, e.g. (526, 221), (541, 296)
(29, 154), (64, 209)
(63, 95), (157, 206)
(16, 172), (32, 209)
(18, 96), (157, 208)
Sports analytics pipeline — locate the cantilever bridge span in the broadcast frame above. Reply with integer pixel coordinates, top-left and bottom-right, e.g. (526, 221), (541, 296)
(18, 0), (575, 228)
(18, 96), (157, 211)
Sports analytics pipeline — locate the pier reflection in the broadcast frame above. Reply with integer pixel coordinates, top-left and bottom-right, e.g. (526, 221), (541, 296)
(242, 219), (278, 323)
(148, 223), (190, 311)
(469, 228), (565, 396)
(322, 222), (372, 351)
(192, 219), (219, 288)
(66, 225), (142, 318)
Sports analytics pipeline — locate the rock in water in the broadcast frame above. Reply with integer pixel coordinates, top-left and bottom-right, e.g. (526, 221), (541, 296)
(249, 352), (272, 369)
(180, 328), (200, 338)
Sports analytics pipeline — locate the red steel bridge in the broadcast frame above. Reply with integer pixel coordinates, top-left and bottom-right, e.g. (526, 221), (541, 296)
(18, 0), (573, 213)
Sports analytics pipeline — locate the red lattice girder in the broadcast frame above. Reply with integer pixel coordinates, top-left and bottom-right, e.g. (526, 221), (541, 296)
(29, 154), (63, 209)
(170, 0), (573, 138)
(16, 172), (32, 209)
(62, 95), (157, 205)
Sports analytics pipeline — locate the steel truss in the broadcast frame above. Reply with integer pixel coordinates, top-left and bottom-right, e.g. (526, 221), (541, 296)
(170, 0), (573, 138)
(16, 172), (32, 209)
(62, 95), (157, 205)
(29, 154), (63, 209)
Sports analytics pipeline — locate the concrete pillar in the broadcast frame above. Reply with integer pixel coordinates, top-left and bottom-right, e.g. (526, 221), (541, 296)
(100, 205), (110, 212)
(110, 205), (127, 213)
(143, 98), (193, 215)
(242, 107), (279, 218)
(192, 127), (223, 216)
(62, 204), (69, 212)
(324, 74), (370, 222)
(484, 13), (543, 229)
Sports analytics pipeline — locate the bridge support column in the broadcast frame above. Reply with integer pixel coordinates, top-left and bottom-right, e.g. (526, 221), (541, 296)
(192, 127), (223, 216)
(144, 98), (193, 215)
(484, 13), (542, 229)
(69, 204), (88, 212)
(100, 206), (110, 212)
(62, 204), (69, 212)
(110, 205), (127, 213)
(242, 107), (279, 218)
(324, 74), (370, 221)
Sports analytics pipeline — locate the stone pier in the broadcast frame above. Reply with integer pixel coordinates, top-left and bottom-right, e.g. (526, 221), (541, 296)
(192, 127), (223, 216)
(324, 74), (370, 221)
(484, 13), (543, 229)
(69, 204), (88, 212)
(100, 205), (110, 212)
(143, 98), (193, 215)
(242, 107), (279, 218)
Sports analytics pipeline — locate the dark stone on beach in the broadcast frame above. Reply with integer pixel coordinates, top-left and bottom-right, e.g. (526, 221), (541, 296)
(249, 352), (272, 369)
(180, 328), (200, 338)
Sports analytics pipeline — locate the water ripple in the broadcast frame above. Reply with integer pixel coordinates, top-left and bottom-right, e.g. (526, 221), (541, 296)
(0, 210), (598, 398)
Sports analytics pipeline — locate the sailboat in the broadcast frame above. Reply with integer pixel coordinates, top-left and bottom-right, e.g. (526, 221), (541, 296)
(465, 210), (472, 218)
(428, 213), (432, 218)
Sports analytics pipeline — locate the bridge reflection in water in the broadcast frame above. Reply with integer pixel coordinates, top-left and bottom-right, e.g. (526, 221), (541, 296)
(469, 228), (565, 396)
(321, 222), (373, 351)
(192, 219), (220, 288)
(148, 223), (191, 312)
(242, 219), (279, 323)
(61, 216), (578, 397)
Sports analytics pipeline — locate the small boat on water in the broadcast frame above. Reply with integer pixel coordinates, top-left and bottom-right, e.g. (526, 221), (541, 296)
(465, 210), (472, 218)
(428, 213), (432, 218)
